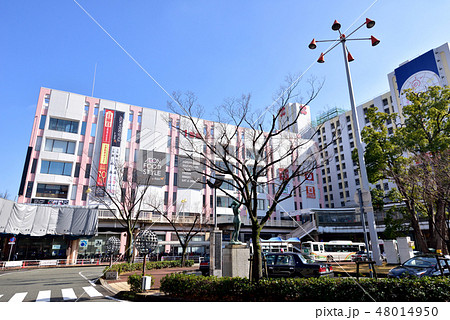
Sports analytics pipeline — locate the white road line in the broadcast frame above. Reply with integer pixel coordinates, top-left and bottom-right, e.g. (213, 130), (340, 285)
(36, 290), (51, 302)
(61, 288), (77, 301)
(0, 294), (3, 299)
(105, 295), (126, 302)
(9, 292), (27, 302)
(83, 286), (103, 297)
(79, 271), (96, 286)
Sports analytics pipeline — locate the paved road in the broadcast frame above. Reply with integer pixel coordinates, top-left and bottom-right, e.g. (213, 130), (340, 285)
(0, 266), (122, 302)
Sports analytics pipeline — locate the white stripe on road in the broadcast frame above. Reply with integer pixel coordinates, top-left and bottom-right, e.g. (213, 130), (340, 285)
(9, 292), (27, 302)
(83, 286), (103, 297)
(78, 271), (96, 286)
(0, 294), (3, 299)
(36, 290), (51, 302)
(61, 288), (77, 300)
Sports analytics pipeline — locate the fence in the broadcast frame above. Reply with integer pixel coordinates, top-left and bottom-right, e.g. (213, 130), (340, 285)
(0, 258), (105, 269)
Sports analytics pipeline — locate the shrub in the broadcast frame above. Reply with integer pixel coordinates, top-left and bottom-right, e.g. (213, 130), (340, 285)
(160, 274), (450, 302)
(127, 274), (155, 293)
(104, 260), (194, 275)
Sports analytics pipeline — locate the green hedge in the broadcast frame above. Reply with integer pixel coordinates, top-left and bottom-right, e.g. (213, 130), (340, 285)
(160, 274), (450, 302)
(127, 274), (155, 293)
(104, 260), (194, 275)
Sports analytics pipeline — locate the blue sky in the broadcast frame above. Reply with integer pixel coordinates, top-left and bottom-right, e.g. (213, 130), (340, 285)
(0, 0), (449, 198)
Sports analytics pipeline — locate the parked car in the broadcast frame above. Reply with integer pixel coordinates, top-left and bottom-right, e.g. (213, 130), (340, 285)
(265, 252), (333, 278)
(387, 255), (450, 278)
(199, 256), (210, 276)
(351, 250), (371, 262)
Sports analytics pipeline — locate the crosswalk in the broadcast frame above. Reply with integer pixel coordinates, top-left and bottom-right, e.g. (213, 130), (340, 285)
(1, 286), (108, 302)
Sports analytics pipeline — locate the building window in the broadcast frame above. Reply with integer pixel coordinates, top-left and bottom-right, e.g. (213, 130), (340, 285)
(123, 167), (128, 182)
(49, 118), (79, 134)
(167, 136), (171, 148)
(88, 143), (94, 157)
(346, 191), (350, 197)
(134, 149), (138, 162)
(329, 185), (332, 191)
(347, 124), (351, 131)
(74, 163), (81, 178)
(388, 127), (394, 135)
(324, 195), (328, 201)
(344, 181), (348, 188)
(36, 183), (69, 199)
(337, 173), (342, 180)
(84, 102), (89, 115)
(25, 182), (34, 198)
(39, 115), (47, 130)
(94, 104), (99, 116)
(382, 98), (388, 106)
(90, 123), (96, 137)
(340, 192), (344, 199)
(174, 173), (178, 186)
(82, 186), (88, 201)
(164, 191), (169, 206)
(81, 122), (87, 135)
(350, 141), (354, 148)
(172, 192), (177, 205)
(77, 142), (84, 156)
(174, 155), (178, 167)
(384, 183), (389, 191)
(175, 137), (179, 148)
(44, 94), (50, 105)
(138, 113), (142, 124)
(127, 129), (132, 142)
(125, 148), (130, 161)
(346, 115), (351, 123)
(129, 112), (134, 122)
(35, 136), (43, 151)
(176, 119), (180, 129)
(136, 130), (141, 143)
(355, 178), (360, 185)
(41, 160), (73, 176)
(349, 132), (353, 139)
(31, 159), (38, 174)
(168, 119), (172, 129)
(70, 185), (78, 200)
(257, 199), (265, 210)
(45, 139), (76, 154)
(338, 182), (343, 189)
(85, 164), (91, 179)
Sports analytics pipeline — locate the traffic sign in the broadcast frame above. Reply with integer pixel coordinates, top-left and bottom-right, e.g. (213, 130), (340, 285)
(8, 237), (16, 244)
(80, 240), (88, 248)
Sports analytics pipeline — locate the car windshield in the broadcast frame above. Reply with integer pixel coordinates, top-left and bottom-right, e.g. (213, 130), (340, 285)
(298, 253), (309, 264)
(403, 257), (436, 267)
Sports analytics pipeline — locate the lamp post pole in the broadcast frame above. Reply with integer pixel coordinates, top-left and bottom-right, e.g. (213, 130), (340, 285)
(309, 18), (382, 265)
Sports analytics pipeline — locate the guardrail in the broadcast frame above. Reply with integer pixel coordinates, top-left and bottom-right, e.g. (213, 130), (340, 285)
(0, 258), (105, 270)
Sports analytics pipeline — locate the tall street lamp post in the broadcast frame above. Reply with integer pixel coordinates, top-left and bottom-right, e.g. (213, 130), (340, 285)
(309, 18), (382, 265)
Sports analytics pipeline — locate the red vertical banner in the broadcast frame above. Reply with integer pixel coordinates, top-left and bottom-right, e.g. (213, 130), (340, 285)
(305, 172), (314, 181)
(306, 186), (316, 199)
(96, 109), (115, 186)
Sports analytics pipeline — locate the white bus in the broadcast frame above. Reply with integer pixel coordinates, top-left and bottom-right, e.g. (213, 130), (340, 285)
(301, 240), (366, 262)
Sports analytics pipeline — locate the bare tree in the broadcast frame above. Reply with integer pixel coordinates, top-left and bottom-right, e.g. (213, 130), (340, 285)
(0, 190), (10, 200)
(89, 161), (154, 262)
(147, 196), (209, 267)
(168, 75), (323, 281)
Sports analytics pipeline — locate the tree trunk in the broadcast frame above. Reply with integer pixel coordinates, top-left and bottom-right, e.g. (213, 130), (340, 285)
(435, 200), (447, 254)
(251, 223), (263, 281)
(125, 229), (134, 263)
(409, 209), (429, 253)
(181, 243), (187, 267)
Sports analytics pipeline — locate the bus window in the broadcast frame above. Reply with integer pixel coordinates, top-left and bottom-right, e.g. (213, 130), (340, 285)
(313, 244), (319, 251)
(320, 245), (324, 252)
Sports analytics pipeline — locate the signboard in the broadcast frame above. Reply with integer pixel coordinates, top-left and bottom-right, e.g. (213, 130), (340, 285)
(107, 111), (124, 194)
(39, 260), (58, 266)
(9, 237), (16, 243)
(136, 150), (166, 186)
(96, 109), (115, 187)
(94, 239), (103, 247)
(305, 172), (314, 182)
(279, 168), (289, 181)
(178, 156), (203, 189)
(80, 240), (88, 248)
(5, 261), (23, 268)
(306, 186), (316, 199)
(32, 199), (69, 205)
(52, 245), (61, 250)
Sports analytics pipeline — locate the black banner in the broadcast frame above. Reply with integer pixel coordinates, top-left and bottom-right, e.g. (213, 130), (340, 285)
(31, 198), (69, 205)
(136, 150), (166, 186)
(111, 111), (124, 147)
(178, 156), (203, 189)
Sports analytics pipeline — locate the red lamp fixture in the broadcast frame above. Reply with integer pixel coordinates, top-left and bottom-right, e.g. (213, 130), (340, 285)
(371, 36), (380, 46)
(317, 53), (325, 63)
(332, 20), (341, 31)
(365, 18), (375, 28)
(308, 39), (317, 50)
(347, 51), (354, 62)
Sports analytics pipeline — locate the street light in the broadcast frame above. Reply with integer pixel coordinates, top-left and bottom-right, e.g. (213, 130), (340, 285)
(309, 18), (382, 266)
(207, 174), (224, 229)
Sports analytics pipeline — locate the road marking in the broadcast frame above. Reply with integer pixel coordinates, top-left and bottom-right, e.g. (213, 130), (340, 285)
(36, 290), (51, 302)
(0, 294), (3, 299)
(9, 292), (27, 302)
(105, 295), (126, 302)
(79, 271), (96, 286)
(83, 286), (103, 297)
(61, 288), (77, 300)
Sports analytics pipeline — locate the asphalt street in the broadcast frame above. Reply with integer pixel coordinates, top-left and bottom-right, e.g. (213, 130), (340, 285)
(0, 266), (121, 302)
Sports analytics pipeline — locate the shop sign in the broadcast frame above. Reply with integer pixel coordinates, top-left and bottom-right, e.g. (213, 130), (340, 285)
(80, 240), (88, 248)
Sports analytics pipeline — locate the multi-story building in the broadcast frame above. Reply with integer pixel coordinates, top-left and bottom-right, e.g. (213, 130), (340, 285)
(13, 88), (321, 260)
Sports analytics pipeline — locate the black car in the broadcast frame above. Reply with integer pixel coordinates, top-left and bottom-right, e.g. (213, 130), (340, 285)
(388, 255), (450, 278)
(199, 256), (210, 276)
(265, 252), (334, 278)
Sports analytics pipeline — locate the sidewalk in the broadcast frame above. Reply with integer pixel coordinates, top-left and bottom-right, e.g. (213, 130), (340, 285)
(101, 265), (199, 296)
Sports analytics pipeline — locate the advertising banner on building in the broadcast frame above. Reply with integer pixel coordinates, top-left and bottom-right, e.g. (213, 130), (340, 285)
(306, 186), (316, 199)
(136, 150), (166, 186)
(96, 109), (115, 187)
(107, 111), (124, 194)
(178, 156), (203, 189)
